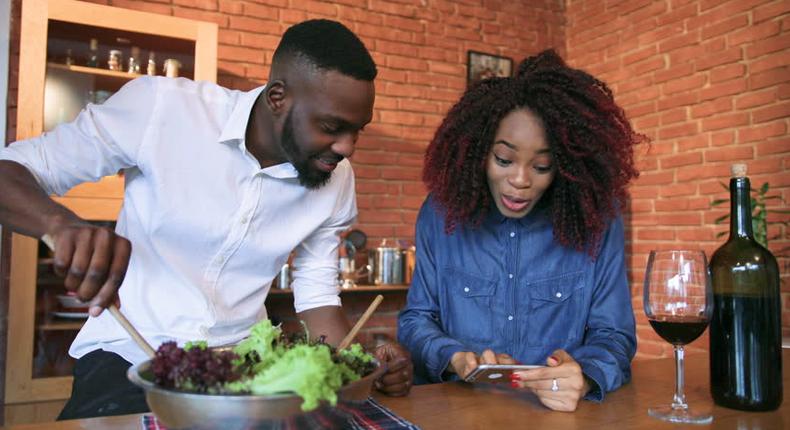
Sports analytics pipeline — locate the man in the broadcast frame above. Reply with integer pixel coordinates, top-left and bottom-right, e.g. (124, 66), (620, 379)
(0, 19), (412, 419)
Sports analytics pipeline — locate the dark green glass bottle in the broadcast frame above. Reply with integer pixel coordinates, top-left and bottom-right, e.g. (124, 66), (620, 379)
(709, 164), (782, 411)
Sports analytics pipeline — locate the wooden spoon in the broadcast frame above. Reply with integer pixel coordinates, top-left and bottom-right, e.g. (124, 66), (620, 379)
(42, 234), (156, 358)
(337, 294), (383, 351)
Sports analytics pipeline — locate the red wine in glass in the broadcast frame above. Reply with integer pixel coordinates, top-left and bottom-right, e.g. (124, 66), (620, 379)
(644, 250), (713, 424)
(648, 316), (708, 346)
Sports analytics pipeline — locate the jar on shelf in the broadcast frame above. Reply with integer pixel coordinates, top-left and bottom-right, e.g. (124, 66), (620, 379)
(108, 49), (122, 71)
(163, 58), (181, 77)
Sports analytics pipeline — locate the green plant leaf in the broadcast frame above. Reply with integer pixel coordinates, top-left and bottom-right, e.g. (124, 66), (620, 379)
(760, 182), (769, 194)
(710, 199), (728, 206)
(714, 214), (729, 224)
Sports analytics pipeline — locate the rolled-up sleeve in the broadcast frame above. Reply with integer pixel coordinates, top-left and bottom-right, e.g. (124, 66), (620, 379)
(567, 216), (637, 401)
(0, 77), (159, 195)
(290, 163), (357, 313)
(398, 198), (466, 383)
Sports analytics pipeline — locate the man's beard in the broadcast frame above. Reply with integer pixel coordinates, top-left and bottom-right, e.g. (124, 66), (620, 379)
(280, 110), (332, 189)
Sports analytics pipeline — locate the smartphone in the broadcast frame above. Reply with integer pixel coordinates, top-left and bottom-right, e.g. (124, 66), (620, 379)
(463, 364), (545, 383)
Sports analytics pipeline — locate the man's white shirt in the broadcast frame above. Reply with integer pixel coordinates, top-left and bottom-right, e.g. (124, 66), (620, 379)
(0, 77), (356, 365)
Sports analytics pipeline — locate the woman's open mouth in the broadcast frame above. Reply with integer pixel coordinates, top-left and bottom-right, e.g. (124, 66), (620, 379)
(501, 195), (531, 212)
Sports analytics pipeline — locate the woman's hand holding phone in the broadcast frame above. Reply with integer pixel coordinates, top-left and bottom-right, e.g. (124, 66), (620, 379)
(449, 349), (517, 379)
(510, 349), (592, 412)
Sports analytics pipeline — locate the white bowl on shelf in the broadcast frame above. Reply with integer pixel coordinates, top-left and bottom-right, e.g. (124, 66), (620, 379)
(56, 294), (88, 310)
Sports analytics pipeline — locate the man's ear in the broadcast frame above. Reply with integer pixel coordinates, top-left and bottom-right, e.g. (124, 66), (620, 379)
(265, 80), (288, 114)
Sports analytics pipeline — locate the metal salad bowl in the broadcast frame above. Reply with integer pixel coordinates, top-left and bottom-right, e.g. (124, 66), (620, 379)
(127, 351), (385, 430)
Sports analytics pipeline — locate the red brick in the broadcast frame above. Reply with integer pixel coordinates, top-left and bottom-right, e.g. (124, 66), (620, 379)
(756, 138), (790, 156)
(113, 0), (172, 14)
(735, 89), (777, 109)
(711, 131), (736, 146)
(699, 79), (748, 101)
(753, 1), (790, 23)
(637, 229), (676, 240)
(229, 16), (281, 34)
(677, 135), (710, 152)
(691, 97), (733, 119)
(752, 101), (790, 123)
(658, 93), (699, 110)
(660, 152), (703, 169)
(728, 20), (781, 47)
(172, 7), (228, 27)
(656, 212), (702, 225)
(700, 14), (750, 39)
(704, 146), (755, 162)
(658, 123), (698, 139)
(654, 63), (695, 84)
(218, 44), (266, 63)
(380, 167), (421, 181)
(710, 63), (746, 83)
(739, 120), (787, 144)
(677, 164), (729, 181)
(696, 47), (744, 71)
(750, 51), (790, 75)
(746, 33), (790, 59)
(701, 112), (750, 132)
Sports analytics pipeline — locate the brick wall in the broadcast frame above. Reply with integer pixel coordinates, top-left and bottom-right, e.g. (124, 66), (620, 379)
(567, 0), (790, 359)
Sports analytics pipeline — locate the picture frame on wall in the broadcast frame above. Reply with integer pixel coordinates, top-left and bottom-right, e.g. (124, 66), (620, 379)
(467, 51), (513, 87)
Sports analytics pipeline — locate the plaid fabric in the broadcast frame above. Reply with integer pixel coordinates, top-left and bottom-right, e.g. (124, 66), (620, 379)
(141, 397), (421, 430)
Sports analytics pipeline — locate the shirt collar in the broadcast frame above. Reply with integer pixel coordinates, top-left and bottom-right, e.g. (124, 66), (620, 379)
(217, 85), (300, 180)
(484, 202), (550, 230)
(217, 85), (266, 144)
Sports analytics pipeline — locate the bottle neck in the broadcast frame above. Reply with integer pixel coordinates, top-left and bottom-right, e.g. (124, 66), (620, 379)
(729, 177), (753, 239)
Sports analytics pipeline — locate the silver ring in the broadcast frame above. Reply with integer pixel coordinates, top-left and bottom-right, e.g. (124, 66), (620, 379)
(551, 378), (559, 392)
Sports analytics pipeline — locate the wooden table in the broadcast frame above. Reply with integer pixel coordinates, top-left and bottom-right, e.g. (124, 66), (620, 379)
(6, 351), (789, 429)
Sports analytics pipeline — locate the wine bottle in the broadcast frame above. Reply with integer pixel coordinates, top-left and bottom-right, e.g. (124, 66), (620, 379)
(86, 38), (99, 68)
(709, 163), (782, 411)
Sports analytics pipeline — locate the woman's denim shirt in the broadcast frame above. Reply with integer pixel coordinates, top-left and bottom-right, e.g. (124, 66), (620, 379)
(397, 196), (637, 401)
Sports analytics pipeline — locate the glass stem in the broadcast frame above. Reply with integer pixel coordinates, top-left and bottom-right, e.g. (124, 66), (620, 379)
(672, 345), (688, 410)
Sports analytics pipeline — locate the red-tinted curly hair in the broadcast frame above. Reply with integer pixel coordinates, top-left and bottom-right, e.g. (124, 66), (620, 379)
(423, 49), (647, 253)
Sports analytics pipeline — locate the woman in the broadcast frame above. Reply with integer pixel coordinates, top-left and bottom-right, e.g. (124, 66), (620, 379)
(397, 50), (646, 412)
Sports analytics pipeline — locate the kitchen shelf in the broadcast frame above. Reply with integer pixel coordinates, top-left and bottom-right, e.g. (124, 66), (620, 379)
(37, 321), (85, 331)
(47, 62), (141, 80)
(268, 285), (410, 295)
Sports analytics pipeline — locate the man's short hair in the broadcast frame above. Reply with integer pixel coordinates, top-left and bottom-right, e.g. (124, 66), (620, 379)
(273, 19), (377, 81)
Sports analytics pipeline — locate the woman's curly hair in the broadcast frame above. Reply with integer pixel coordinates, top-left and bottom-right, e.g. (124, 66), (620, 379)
(423, 49), (647, 253)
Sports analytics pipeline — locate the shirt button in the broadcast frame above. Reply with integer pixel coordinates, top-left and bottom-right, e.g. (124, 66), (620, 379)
(507, 315), (514, 321)
(555, 292), (562, 298)
(509, 232), (515, 238)
(463, 287), (470, 293)
(508, 274), (514, 279)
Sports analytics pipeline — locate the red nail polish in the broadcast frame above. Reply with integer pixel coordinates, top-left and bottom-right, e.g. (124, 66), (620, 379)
(510, 381), (519, 389)
(510, 373), (521, 381)
(550, 355), (559, 361)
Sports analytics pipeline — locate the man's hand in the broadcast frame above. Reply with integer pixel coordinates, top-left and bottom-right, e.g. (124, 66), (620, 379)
(449, 349), (517, 379)
(49, 221), (131, 317)
(373, 342), (413, 396)
(511, 349), (591, 412)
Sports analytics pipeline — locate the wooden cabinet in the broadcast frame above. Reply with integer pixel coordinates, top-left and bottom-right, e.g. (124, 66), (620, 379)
(3, 0), (217, 421)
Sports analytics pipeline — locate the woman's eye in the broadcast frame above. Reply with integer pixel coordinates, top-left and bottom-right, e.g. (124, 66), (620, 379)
(535, 165), (553, 173)
(494, 155), (512, 166)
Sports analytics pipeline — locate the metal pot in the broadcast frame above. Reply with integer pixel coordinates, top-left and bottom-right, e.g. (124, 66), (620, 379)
(368, 246), (404, 285)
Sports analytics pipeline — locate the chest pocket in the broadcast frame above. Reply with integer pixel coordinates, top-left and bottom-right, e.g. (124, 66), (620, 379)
(441, 268), (496, 344)
(525, 271), (586, 347)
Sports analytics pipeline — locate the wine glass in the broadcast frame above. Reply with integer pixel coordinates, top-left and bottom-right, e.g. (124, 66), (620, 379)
(643, 250), (713, 424)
